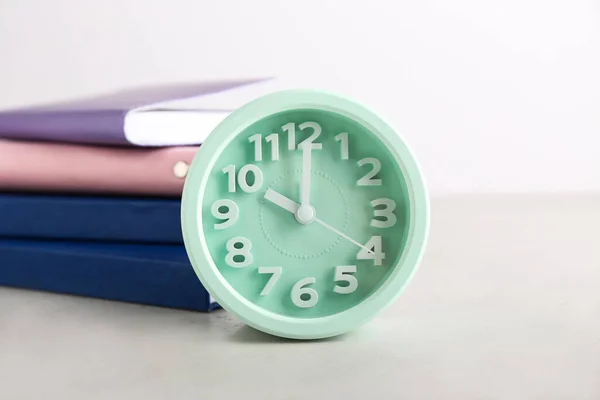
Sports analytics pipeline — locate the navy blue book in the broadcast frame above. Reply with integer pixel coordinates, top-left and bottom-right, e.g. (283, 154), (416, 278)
(0, 238), (218, 311)
(0, 193), (183, 244)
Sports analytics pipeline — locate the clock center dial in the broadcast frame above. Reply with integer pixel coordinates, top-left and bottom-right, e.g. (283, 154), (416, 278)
(259, 169), (349, 260)
(294, 205), (316, 225)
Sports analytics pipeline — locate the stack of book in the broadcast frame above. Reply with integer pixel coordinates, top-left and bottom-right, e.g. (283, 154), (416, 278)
(0, 78), (267, 311)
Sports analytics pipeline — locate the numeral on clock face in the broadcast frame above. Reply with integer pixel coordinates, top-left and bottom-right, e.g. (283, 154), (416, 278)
(225, 237), (253, 268)
(357, 158), (382, 186)
(211, 199), (239, 230)
(249, 133), (280, 162)
(222, 164), (263, 193)
(291, 277), (319, 308)
(258, 267), (282, 296)
(334, 132), (349, 160)
(282, 121), (323, 150)
(370, 198), (397, 228)
(357, 236), (385, 266)
(334, 265), (358, 294)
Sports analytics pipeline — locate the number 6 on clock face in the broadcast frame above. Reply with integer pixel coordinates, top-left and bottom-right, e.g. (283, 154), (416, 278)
(182, 89), (429, 340)
(291, 277), (318, 308)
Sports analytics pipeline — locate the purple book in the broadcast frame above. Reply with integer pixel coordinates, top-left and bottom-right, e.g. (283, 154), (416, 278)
(0, 78), (271, 146)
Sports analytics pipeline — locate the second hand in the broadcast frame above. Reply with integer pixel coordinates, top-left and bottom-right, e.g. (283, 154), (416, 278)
(314, 218), (374, 255)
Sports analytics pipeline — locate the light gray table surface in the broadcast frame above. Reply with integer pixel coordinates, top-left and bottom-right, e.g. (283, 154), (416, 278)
(1, 194), (599, 399)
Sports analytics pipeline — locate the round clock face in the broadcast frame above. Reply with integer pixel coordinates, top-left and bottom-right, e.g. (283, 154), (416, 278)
(181, 90), (429, 339)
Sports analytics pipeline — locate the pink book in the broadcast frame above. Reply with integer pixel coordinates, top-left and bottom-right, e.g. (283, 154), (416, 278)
(0, 139), (197, 196)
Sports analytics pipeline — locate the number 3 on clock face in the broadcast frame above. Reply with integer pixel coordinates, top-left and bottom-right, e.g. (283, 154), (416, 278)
(181, 89), (430, 340)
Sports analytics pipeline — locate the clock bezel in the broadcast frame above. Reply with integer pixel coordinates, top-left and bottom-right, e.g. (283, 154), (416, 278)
(181, 89), (430, 340)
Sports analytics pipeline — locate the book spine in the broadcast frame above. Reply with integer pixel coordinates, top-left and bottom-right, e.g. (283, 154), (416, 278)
(0, 241), (216, 311)
(0, 109), (127, 145)
(0, 195), (184, 244)
(0, 140), (196, 196)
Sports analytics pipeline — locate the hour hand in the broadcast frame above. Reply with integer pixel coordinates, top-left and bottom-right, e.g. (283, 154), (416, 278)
(264, 189), (299, 214)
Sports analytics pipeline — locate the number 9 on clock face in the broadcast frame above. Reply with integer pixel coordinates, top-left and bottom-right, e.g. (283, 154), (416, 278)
(181, 90), (429, 340)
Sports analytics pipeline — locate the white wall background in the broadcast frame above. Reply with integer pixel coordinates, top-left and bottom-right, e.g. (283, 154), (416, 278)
(1, 0), (598, 196)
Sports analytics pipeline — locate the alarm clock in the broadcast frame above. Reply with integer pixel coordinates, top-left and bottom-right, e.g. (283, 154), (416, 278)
(181, 89), (429, 340)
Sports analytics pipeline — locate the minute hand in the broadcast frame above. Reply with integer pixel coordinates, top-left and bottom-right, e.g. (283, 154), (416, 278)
(300, 143), (312, 206)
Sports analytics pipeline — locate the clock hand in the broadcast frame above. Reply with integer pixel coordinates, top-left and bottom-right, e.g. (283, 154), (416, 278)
(264, 188), (299, 214)
(313, 218), (374, 255)
(263, 189), (373, 254)
(300, 143), (312, 207)
(265, 187), (315, 225)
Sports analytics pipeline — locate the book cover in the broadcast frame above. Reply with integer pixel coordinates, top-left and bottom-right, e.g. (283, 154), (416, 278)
(0, 193), (183, 244)
(0, 139), (197, 196)
(0, 239), (217, 312)
(0, 78), (269, 146)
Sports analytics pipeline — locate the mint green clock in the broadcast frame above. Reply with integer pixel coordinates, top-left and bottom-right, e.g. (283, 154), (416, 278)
(181, 89), (429, 340)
